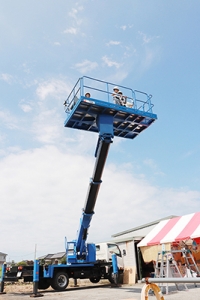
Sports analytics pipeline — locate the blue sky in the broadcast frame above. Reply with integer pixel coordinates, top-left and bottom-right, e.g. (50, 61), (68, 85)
(1, 0), (200, 262)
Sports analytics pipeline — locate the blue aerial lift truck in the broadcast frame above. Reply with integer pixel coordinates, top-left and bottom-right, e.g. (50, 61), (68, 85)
(3, 76), (157, 291)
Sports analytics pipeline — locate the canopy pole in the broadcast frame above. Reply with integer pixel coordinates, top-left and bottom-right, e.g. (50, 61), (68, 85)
(143, 277), (200, 284)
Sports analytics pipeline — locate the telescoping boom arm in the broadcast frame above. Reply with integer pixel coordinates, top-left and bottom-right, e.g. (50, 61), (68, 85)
(67, 114), (113, 263)
(76, 134), (112, 255)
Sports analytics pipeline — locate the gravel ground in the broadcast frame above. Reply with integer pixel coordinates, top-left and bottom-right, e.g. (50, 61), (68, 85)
(1, 280), (200, 299)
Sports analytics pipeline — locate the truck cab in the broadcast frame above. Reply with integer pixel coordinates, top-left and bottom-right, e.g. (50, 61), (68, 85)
(95, 242), (124, 270)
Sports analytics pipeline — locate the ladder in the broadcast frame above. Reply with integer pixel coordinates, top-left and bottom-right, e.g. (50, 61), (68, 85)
(180, 248), (200, 286)
(155, 251), (188, 294)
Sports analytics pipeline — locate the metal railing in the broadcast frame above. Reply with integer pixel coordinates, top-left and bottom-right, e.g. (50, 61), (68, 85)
(64, 76), (154, 114)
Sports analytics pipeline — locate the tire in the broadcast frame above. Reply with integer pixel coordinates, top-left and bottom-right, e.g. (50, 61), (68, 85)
(0, 281), (4, 293)
(51, 272), (69, 291)
(108, 271), (115, 284)
(108, 269), (120, 285)
(38, 279), (50, 290)
(89, 276), (101, 283)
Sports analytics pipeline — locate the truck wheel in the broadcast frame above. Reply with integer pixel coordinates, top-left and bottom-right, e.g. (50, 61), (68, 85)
(89, 276), (101, 283)
(108, 269), (115, 284)
(109, 269), (119, 285)
(0, 281), (4, 293)
(51, 272), (69, 291)
(38, 279), (50, 290)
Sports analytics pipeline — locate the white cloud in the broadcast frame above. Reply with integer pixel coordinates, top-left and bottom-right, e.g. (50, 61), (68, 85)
(0, 145), (99, 260)
(69, 7), (78, 18)
(67, 5), (84, 26)
(1, 145), (200, 261)
(102, 56), (122, 69)
(54, 42), (61, 46)
(138, 31), (160, 45)
(181, 149), (199, 159)
(19, 100), (33, 113)
(29, 78), (72, 145)
(107, 40), (121, 46)
(63, 5), (84, 35)
(120, 25), (133, 31)
(64, 27), (78, 35)
(134, 41), (160, 74)
(0, 78), (71, 150)
(120, 25), (127, 31)
(0, 133), (6, 143)
(0, 110), (19, 130)
(31, 109), (62, 144)
(20, 104), (32, 112)
(142, 48), (157, 71)
(143, 158), (165, 176)
(0, 73), (13, 84)
(74, 60), (98, 74)
(106, 71), (129, 83)
(36, 79), (70, 101)
(22, 63), (31, 74)
(0, 77), (71, 147)
(69, 6), (84, 20)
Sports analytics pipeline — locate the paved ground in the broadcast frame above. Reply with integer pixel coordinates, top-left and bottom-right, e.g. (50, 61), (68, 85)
(1, 283), (200, 299)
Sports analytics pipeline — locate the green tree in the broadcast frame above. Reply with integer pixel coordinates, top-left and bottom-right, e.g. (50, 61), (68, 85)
(17, 261), (27, 266)
(60, 257), (66, 264)
(11, 260), (15, 266)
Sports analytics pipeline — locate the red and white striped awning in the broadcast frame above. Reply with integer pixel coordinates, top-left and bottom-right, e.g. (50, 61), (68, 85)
(138, 212), (200, 247)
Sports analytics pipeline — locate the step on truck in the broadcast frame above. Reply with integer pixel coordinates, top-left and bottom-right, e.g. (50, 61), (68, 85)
(3, 76), (157, 291)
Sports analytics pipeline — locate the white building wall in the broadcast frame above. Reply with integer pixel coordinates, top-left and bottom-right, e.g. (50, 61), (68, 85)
(111, 224), (159, 283)
(111, 216), (176, 283)
(118, 241), (137, 284)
